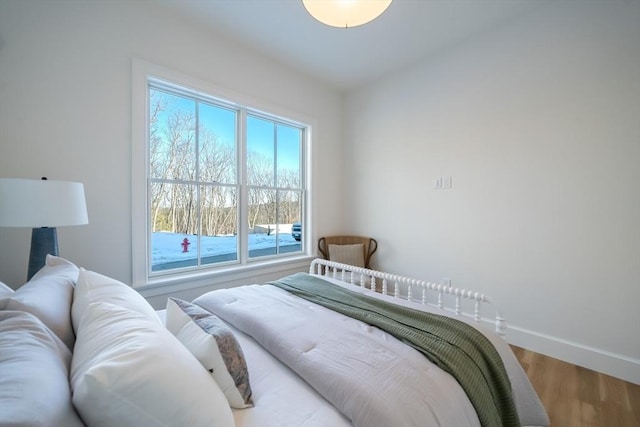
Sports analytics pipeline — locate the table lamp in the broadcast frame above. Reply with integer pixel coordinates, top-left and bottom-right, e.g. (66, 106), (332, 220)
(0, 177), (88, 280)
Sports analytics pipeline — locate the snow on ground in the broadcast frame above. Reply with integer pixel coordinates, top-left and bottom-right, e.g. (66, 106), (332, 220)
(151, 231), (297, 266)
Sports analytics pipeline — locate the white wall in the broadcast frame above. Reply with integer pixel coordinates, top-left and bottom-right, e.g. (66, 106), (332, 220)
(344, 1), (640, 383)
(0, 1), (344, 287)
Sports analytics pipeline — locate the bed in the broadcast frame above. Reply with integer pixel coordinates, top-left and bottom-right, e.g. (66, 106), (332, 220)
(0, 255), (549, 427)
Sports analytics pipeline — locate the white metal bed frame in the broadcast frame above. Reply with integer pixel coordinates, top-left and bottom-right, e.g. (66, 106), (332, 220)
(309, 258), (507, 337)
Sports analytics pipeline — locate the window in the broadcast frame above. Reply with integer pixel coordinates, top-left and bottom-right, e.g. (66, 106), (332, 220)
(134, 70), (308, 284)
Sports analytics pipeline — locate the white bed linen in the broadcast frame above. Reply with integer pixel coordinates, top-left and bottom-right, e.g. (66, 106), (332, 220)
(157, 273), (548, 427)
(228, 324), (351, 427)
(311, 275), (549, 427)
(194, 285), (483, 427)
(156, 309), (351, 427)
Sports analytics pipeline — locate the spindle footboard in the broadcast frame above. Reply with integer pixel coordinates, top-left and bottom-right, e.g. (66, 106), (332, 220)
(309, 258), (506, 337)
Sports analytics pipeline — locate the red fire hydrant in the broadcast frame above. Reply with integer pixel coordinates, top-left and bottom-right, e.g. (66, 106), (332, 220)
(181, 237), (190, 253)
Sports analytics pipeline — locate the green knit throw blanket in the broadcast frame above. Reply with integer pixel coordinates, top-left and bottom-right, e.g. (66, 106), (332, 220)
(269, 272), (520, 427)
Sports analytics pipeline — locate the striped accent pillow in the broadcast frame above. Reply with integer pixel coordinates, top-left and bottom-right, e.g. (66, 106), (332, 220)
(165, 298), (253, 409)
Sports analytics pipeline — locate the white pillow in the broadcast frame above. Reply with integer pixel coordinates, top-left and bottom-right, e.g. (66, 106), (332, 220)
(328, 243), (365, 268)
(32, 254), (79, 279)
(71, 301), (234, 427)
(72, 269), (159, 333)
(0, 280), (13, 298)
(0, 310), (84, 427)
(0, 255), (79, 349)
(166, 297), (254, 409)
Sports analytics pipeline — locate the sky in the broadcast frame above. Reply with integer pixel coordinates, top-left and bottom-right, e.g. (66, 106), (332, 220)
(153, 87), (302, 172)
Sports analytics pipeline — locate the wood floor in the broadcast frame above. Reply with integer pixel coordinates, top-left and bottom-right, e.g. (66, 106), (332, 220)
(511, 346), (640, 427)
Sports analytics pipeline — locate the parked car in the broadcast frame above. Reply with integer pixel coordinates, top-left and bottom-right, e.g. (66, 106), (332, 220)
(291, 222), (302, 241)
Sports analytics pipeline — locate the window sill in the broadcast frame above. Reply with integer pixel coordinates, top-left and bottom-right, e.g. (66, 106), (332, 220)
(137, 255), (316, 299)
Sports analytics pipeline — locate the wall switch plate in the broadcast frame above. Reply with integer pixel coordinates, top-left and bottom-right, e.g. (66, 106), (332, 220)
(434, 177), (442, 189)
(442, 176), (452, 189)
(442, 278), (452, 288)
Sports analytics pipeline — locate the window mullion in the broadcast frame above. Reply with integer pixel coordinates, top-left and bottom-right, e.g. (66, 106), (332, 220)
(195, 101), (202, 267)
(274, 124), (279, 253)
(238, 109), (248, 264)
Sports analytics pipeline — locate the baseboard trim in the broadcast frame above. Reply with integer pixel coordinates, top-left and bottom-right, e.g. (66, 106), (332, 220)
(507, 324), (640, 385)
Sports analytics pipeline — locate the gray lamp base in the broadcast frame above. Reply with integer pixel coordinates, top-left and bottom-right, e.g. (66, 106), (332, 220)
(28, 227), (58, 281)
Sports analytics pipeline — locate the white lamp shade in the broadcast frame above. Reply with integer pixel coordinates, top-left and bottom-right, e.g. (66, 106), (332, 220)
(303, 0), (393, 28)
(0, 178), (88, 227)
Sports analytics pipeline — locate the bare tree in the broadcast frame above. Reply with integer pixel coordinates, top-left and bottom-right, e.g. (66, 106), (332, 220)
(149, 89), (302, 242)
(149, 89), (196, 233)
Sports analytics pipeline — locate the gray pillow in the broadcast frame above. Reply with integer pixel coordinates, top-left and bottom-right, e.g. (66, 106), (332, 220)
(0, 310), (84, 427)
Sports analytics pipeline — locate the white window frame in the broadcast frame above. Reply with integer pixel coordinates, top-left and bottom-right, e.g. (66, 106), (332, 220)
(132, 59), (313, 289)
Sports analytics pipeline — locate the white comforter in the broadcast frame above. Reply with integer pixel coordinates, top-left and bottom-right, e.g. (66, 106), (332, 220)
(194, 281), (548, 427)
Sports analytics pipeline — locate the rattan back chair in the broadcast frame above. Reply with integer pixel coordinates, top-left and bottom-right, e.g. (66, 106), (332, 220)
(317, 236), (378, 269)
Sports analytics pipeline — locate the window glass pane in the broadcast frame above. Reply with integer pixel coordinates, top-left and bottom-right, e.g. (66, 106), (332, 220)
(150, 182), (198, 271)
(199, 103), (237, 184)
(149, 89), (196, 181)
(279, 190), (303, 254)
(248, 188), (276, 258)
(277, 124), (301, 189)
(200, 185), (238, 265)
(247, 115), (275, 187)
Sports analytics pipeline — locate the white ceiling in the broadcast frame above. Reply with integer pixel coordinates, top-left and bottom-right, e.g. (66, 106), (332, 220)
(155, 0), (544, 91)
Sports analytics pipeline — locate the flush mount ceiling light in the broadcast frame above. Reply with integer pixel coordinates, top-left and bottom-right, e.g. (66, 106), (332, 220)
(302, 0), (393, 29)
